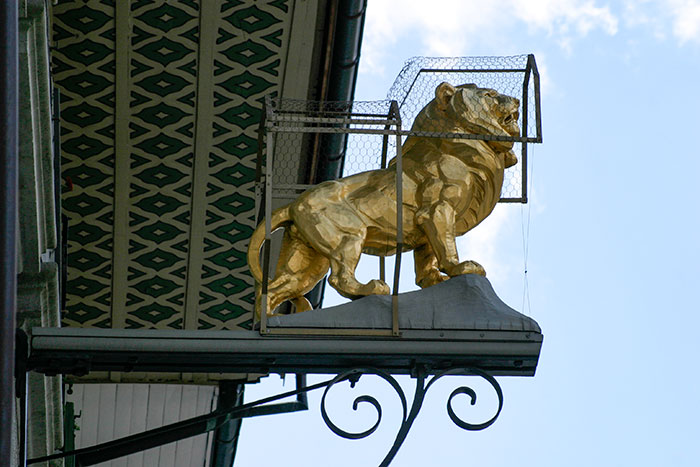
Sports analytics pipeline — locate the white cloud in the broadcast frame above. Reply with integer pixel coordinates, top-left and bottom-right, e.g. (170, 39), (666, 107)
(623, 0), (667, 40)
(361, 0), (620, 75)
(361, 0), (503, 74)
(511, 0), (618, 36)
(623, 0), (700, 44)
(667, 0), (700, 43)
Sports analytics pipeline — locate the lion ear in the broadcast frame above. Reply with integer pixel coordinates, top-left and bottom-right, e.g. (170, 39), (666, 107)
(435, 82), (455, 111)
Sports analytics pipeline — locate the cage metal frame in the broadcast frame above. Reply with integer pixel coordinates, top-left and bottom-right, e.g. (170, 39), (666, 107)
(254, 54), (542, 337)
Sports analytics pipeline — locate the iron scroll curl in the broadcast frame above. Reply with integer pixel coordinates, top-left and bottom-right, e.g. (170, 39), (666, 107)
(320, 368), (408, 440)
(426, 367), (504, 431)
(318, 367), (504, 466)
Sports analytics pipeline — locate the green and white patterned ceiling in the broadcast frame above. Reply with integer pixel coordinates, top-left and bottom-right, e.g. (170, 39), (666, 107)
(53, 0), (323, 331)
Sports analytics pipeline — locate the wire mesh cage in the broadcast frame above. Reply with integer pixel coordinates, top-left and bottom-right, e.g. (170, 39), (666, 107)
(264, 98), (399, 182)
(254, 55), (542, 334)
(345, 54), (542, 201)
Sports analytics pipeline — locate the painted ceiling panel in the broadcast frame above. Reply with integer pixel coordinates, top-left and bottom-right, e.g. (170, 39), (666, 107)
(52, 0), (296, 331)
(53, 0), (116, 329)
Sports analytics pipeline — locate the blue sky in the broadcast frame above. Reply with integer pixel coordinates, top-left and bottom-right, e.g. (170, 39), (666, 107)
(236, 1), (700, 465)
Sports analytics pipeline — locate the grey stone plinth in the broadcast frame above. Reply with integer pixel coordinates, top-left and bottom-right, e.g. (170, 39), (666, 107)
(268, 274), (540, 332)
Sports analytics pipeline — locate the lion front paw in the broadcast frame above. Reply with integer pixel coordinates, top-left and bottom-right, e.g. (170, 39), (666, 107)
(416, 270), (449, 289)
(445, 260), (486, 277)
(359, 279), (390, 296)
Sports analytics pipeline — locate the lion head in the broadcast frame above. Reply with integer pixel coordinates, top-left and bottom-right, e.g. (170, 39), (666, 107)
(402, 82), (520, 167)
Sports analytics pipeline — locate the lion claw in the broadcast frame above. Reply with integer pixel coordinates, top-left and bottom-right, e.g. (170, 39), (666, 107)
(363, 279), (390, 296)
(446, 260), (486, 277)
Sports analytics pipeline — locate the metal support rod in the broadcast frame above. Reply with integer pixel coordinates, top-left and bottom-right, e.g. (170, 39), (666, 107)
(15, 330), (28, 467)
(28, 375), (328, 466)
(378, 108), (391, 284)
(379, 370), (427, 466)
(253, 99), (268, 330)
(260, 127), (275, 333)
(391, 101), (402, 337)
(63, 401), (76, 467)
(529, 54), (542, 141)
(209, 381), (244, 467)
(52, 89), (64, 310)
(521, 59), (531, 204)
(0, 1), (19, 464)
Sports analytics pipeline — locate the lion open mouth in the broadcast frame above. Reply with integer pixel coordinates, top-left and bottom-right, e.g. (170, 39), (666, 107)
(502, 110), (519, 125)
(501, 110), (520, 136)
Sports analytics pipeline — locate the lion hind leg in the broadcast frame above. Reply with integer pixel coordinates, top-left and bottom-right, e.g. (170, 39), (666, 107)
(327, 235), (390, 300)
(265, 231), (330, 315)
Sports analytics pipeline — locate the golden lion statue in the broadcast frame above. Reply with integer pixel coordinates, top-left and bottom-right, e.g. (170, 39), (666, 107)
(248, 83), (520, 316)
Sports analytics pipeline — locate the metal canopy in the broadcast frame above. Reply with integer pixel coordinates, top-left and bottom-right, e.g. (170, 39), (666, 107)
(28, 326), (541, 378)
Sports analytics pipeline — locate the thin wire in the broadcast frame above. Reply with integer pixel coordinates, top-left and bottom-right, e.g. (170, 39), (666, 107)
(520, 144), (535, 315)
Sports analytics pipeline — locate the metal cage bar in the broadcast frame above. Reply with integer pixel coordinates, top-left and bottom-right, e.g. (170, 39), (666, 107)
(391, 100), (402, 337)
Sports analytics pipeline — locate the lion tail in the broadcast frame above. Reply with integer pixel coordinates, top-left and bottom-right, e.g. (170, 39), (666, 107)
(247, 204), (292, 284)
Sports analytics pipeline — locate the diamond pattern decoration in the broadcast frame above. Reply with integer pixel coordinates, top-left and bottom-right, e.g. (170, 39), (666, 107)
(134, 133), (188, 156)
(135, 36), (193, 66)
(222, 39), (275, 66)
(134, 163), (187, 188)
(219, 102), (260, 128)
(224, 5), (277, 33)
(200, 302), (249, 322)
(63, 164), (110, 187)
(62, 103), (110, 126)
(54, 0), (292, 331)
(130, 302), (178, 324)
(210, 249), (247, 270)
(67, 276), (107, 297)
(62, 194), (109, 216)
(211, 163), (256, 187)
(55, 5), (112, 34)
(69, 248), (110, 272)
(134, 102), (187, 127)
(133, 276), (178, 298)
(135, 192), (184, 215)
(134, 72), (189, 97)
(211, 221), (253, 244)
(62, 135), (111, 160)
(220, 70), (274, 98)
(211, 192), (255, 215)
(214, 133), (257, 157)
(134, 248), (181, 270)
(67, 303), (107, 324)
(137, 3), (197, 33)
(69, 221), (110, 245)
(60, 38), (113, 66)
(133, 221), (184, 243)
(59, 71), (112, 97)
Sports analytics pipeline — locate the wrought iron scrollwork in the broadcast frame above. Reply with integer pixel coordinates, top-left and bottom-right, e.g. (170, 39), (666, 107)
(318, 366), (504, 466)
(427, 367), (503, 432)
(320, 368), (407, 440)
